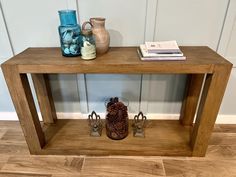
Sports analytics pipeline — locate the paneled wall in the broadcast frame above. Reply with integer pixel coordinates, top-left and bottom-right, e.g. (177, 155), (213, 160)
(78, 0), (147, 113)
(0, 0), (236, 121)
(0, 2), (14, 112)
(217, 0), (236, 115)
(0, 0), (81, 113)
(142, 0), (232, 114)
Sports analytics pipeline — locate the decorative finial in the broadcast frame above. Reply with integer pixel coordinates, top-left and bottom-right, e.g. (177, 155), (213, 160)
(133, 112), (147, 137)
(88, 111), (102, 137)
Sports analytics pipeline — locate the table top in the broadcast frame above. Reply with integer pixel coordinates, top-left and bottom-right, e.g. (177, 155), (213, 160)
(1, 46), (232, 74)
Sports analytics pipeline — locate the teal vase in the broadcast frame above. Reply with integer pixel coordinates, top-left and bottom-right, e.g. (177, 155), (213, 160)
(58, 10), (82, 57)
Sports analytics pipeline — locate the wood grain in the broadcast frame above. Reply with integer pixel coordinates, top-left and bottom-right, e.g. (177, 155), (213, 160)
(0, 156), (9, 171)
(32, 74), (57, 124)
(41, 119), (192, 156)
(218, 124), (236, 133)
(51, 175), (78, 177)
(1, 156), (84, 175)
(2, 47), (230, 74)
(163, 159), (236, 177)
(0, 124), (29, 155)
(0, 173), (51, 177)
(0, 141), (29, 155)
(81, 158), (165, 177)
(206, 145), (236, 159)
(0, 121), (21, 130)
(1, 65), (45, 154)
(1, 46), (233, 157)
(191, 64), (232, 156)
(180, 74), (205, 125)
(0, 129), (7, 139)
(209, 133), (236, 146)
(1, 128), (25, 141)
(0, 121), (236, 176)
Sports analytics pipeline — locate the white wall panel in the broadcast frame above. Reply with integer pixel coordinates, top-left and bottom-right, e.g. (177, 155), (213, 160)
(86, 74), (141, 113)
(78, 0), (146, 46)
(225, 19), (236, 66)
(145, 0), (228, 114)
(220, 68), (236, 114)
(0, 3), (12, 59)
(1, 0), (77, 54)
(217, 0), (236, 115)
(78, 0), (146, 113)
(0, 68), (15, 112)
(0, 3), (14, 112)
(49, 74), (80, 113)
(0, 0), (236, 122)
(146, 74), (187, 113)
(154, 0), (228, 49)
(0, 0), (80, 113)
(217, 0), (236, 66)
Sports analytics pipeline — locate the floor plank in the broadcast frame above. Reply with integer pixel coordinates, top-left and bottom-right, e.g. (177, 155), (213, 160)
(212, 124), (222, 132)
(81, 157), (165, 177)
(1, 128), (25, 142)
(163, 159), (236, 177)
(0, 156), (9, 171)
(206, 145), (236, 159)
(0, 121), (21, 130)
(51, 174), (80, 177)
(0, 121), (236, 176)
(0, 172), (51, 177)
(0, 141), (29, 155)
(0, 129), (7, 139)
(1, 156), (84, 175)
(0, 124), (29, 155)
(209, 133), (236, 145)
(218, 124), (236, 133)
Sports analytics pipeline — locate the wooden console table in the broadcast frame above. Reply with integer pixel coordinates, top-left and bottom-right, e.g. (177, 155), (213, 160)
(1, 47), (232, 156)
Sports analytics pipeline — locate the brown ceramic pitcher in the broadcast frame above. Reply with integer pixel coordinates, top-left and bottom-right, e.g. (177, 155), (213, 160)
(83, 18), (110, 54)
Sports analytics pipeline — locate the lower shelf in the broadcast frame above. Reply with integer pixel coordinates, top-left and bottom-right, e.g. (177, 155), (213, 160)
(41, 119), (193, 156)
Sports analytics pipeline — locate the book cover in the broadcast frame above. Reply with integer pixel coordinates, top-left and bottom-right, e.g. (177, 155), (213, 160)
(139, 44), (183, 57)
(145, 40), (181, 53)
(137, 48), (186, 61)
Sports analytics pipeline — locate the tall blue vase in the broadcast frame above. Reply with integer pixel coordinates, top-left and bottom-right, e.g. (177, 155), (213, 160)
(58, 10), (82, 57)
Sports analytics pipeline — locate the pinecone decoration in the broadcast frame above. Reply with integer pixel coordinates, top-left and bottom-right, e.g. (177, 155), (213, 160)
(106, 97), (129, 140)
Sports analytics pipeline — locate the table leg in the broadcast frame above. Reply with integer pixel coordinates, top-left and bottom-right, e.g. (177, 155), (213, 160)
(32, 74), (57, 124)
(2, 65), (45, 154)
(180, 74), (205, 125)
(191, 64), (232, 156)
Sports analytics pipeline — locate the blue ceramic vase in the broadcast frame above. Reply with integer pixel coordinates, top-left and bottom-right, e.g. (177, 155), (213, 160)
(58, 10), (82, 57)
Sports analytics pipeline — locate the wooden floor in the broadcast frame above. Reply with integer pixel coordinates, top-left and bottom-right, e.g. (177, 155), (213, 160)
(0, 121), (235, 177)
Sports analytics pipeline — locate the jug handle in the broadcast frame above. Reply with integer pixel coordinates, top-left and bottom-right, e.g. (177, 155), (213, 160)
(82, 21), (92, 30)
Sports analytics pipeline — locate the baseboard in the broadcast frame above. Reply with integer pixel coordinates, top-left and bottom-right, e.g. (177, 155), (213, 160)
(0, 112), (235, 124)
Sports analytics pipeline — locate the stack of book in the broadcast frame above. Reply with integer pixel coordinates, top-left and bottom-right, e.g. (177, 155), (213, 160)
(137, 40), (186, 61)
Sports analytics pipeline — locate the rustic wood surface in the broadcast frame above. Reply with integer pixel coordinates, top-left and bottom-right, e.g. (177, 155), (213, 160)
(31, 74), (57, 124)
(1, 65), (45, 154)
(180, 74), (205, 125)
(0, 121), (235, 176)
(1, 46), (233, 157)
(41, 119), (192, 156)
(191, 65), (232, 156)
(1, 47), (231, 74)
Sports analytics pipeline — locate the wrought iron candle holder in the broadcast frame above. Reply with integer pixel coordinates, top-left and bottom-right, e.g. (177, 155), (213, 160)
(133, 112), (147, 137)
(88, 111), (102, 137)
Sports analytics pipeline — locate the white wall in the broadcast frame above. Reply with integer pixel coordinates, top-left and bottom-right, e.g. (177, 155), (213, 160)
(0, 1), (14, 112)
(0, 0), (236, 123)
(218, 0), (236, 116)
(0, 0), (80, 113)
(154, 0), (228, 49)
(78, 0), (147, 113)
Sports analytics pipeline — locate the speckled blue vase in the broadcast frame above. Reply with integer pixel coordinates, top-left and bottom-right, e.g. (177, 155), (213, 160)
(58, 10), (82, 57)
